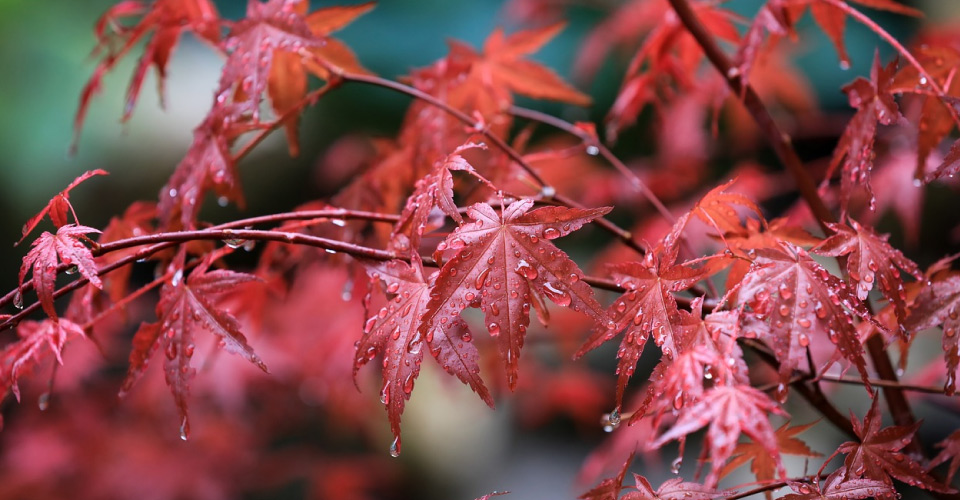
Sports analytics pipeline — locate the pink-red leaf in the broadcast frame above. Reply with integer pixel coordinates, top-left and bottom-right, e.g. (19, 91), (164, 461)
(814, 219), (920, 335)
(120, 261), (267, 438)
(838, 396), (954, 492)
(357, 258), (493, 450)
(737, 244), (872, 397)
(19, 170), (107, 245)
(904, 272), (960, 394)
(652, 384), (786, 487)
(424, 199), (611, 389)
(0, 319), (85, 403)
(19, 225), (102, 320)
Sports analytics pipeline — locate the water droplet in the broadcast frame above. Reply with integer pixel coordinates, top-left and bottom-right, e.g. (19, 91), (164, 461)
(585, 145), (600, 156)
(64, 265), (78, 275)
(389, 437), (401, 457)
(540, 185), (556, 198)
(670, 456), (683, 474)
(913, 178), (923, 187)
(168, 188), (178, 198)
(13, 290), (23, 310)
(475, 268), (490, 289)
(37, 392), (50, 411)
(542, 227), (561, 240)
(839, 60), (851, 70)
(543, 282), (571, 307)
(515, 260), (538, 280)
(171, 269), (183, 287)
(488, 323), (501, 336)
(179, 417), (190, 441)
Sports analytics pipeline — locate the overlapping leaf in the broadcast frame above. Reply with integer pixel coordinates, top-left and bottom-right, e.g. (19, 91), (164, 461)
(904, 272), (960, 394)
(838, 396), (953, 493)
(721, 421), (821, 485)
(0, 319), (85, 403)
(18, 170), (107, 245)
(814, 219), (920, 333)
(652, 384), (786, 486)
(827, 52), (900, 213)
(779, 469), (894, 500)
(268, 0), (374, 155)
(217, 0), (325, 119)
(577, 254), (707, 411)
(19, 225), (102, 320)
(423, 199), (611, 389)
(929, 429), (960, 483)
(75, 0), (220, 143)
(356, 258), (493, 451)
(737, 244), (872, 397)
(120, 260), (268, 439)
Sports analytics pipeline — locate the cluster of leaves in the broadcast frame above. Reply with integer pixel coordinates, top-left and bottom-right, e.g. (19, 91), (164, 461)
(2, 0), (960, 498)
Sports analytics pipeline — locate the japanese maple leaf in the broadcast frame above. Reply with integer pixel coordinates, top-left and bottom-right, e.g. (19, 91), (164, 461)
(929, 429), (960, 483)
(119, 260), (268, 439)
(779, 469), (895, 500)
(687, 178), (765, 238)
(577, 252), (707, 410)
(218, 0), (325, 120)
(459, 23), (590, 109)
(579, 451), (634, 500)
(904, 272), (960, 394)
(814, 219), (920, 334)
(158, 103), (254, 229)
(19, 225), (102, 321)
(783, 0), (921, 68)
(826, 52), (900, 213)
(268, 1), (373, 155)
(736, 243), (872, 396)
(18, 170), (107, 245)
(0, 319), (85, 403)
(652, 384), (786, 487)
(622, 475), (726, 500)
(393, 143), (488, 252)
(356, 258), (493, 452)
(423, 199), (611, 389)
(75, 0), (220, 144)
(890, 45), (960, 178)
(721, 421), (821, 485)
(837, 396), (954, 493)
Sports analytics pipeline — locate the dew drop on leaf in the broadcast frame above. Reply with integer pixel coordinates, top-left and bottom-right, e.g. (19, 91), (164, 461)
(179, 417), (190, 441)
(670, 456), (683, 474)
(542, 227), (561, 240)
(37, 392), (50, 411)
(13, 290), (24, 310)
(389, 437), (401, 458)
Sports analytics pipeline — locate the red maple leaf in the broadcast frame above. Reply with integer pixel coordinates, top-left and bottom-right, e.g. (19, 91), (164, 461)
(268, 1), (374, 156)
(814, 219), (921, 334)
(18, 170), (107, 246)
(451, 22), (591, 112)
(622, 475), (727, 500)
(785, 0), (921, 68)
(0, 319), (85, 404)
(904, 272), (960, 394)
(736, 243), (872, 397)
(579, 451), (635, 500)
(217, 0), (325, 120)
(423, 199), (611, 389)
(392, 142), (488, 252)
(356, 257), (494, 453)
(158, 103), (256, 229)
(19, 225), (102, 321)
(75, 0), (220, 144)
(826, 52), (900, 213)
(119, 258), (268, 439)
(651, 384), (786, 487)
(721, 421), (821, 484)
(929, 429), (960, 484)
(837, 396), (954, 493)
(577, 252), (708, 411)
(779, 468), (895, 500)
(890, 44), (960, 178)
